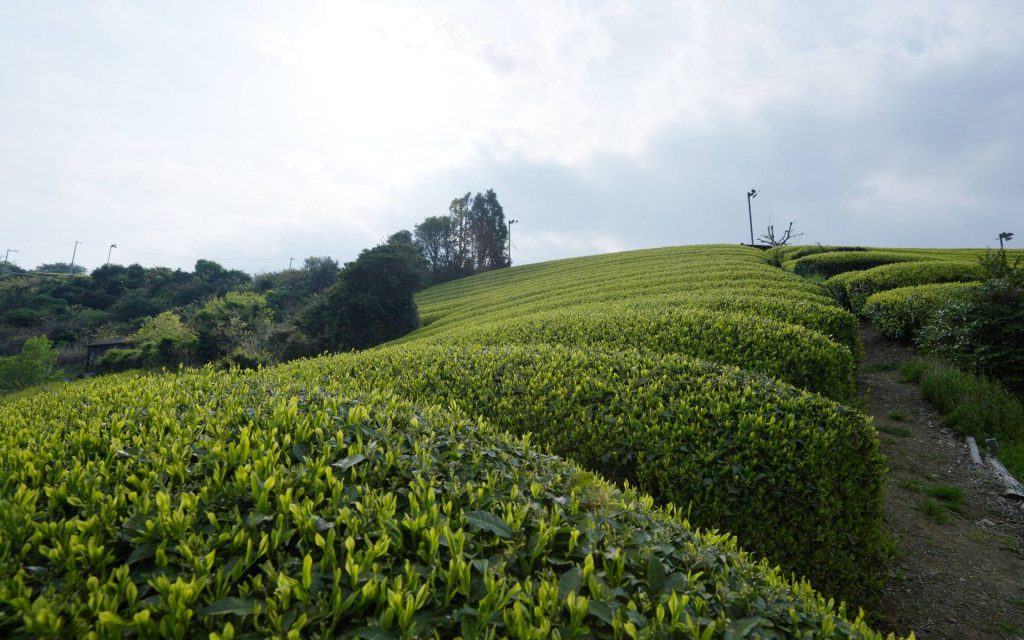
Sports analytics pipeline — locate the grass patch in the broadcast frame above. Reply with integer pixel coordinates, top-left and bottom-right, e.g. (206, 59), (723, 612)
(877, 424), (912, 437)
(897, 479), (925, 493)
(920, 498), (949, 524)
(887, 410), (907, 422)
(899, 360), (927, 383)
(925, 484), (965, 512)
(865, 361), (900, 372)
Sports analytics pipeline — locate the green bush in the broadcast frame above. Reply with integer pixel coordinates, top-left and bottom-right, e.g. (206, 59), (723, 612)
(823, 261), (982, 313)
(0, 368), (900, 638)
(915, 362), (1024, 479)
(918, 252), (1024, 393)
(0, 336), (61, 391)
(790, 251), (926, 279)
(291, 343), (889, 606)
(861, 282), (979, 341)
(431, 307), (856, 400)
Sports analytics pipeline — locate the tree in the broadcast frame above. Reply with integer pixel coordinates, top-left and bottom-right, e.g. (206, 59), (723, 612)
(193, 291), (274, 366)
(303, 243), (421, 352)
(758, 222), (804, 247)
(0, 336), (61, 390)
(134, 311), (197, 367)
(414, 215), (456, 280)
(34, 263), (86, 275)
(469, 189), (509, 269)
(302, 256), (340, 295)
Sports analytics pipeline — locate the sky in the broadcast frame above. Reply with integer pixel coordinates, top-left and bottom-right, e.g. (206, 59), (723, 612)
(1, 1), (1022, 273)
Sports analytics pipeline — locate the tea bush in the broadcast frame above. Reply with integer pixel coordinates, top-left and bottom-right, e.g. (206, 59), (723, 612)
(286, 343), (888, 605)
(861, 282), (979, 341)
(823, 262), (982, 313)
(789, 252), (927, 279)
(0, 368), (901, 638)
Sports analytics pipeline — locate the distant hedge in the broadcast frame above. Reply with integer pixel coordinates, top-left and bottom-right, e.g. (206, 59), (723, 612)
(790, 251), (927, 279)
(292, 343), (890, 606)
(427, 307), (856, 401)
(823, 261), (982, 313)
(862, 282), (979, 341)
(0, 368), (901, 638)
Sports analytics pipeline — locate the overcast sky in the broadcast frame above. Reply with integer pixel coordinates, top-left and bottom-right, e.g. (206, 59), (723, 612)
(2, 1), (1022, 272)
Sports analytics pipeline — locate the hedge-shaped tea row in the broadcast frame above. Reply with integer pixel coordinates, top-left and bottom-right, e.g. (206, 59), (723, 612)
(861, 282), (979, 341)
(427, 307), (856, 400)
(415, 245), (830, 335)
(789, 251), (928, 279)
(0, 369), (902, 638)
(288, 343), (889, 605)
(823, 261), (982, 313)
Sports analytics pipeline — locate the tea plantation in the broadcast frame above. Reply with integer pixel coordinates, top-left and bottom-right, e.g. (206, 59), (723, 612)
(1, 245), (914, 638)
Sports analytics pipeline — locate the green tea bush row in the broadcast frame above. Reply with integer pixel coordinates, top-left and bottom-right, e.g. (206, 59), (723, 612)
(789, 252), (928, 279)
(0, 368), (901, 638)
(823, 261), (983, 312)
(290, 343), (889, 605)
(429, 307), (856, 400)
(861, 282), (979, 341)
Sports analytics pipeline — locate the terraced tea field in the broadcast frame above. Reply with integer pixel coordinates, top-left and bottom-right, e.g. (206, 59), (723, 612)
(2, 244), (922, 638)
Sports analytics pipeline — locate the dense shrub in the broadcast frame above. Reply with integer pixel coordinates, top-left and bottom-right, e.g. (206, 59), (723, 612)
(861, 282), (979, 341)
(94, 347), (145, 374)
(912, 361), (1024, 479)
(0, 368), (899, 638)
(290, 343), (889, 606)
(0, 336), (61, 391)
(431, 307), (856, 400)
(790, 251), (926, 279)
(918, 252), (1024, 394)
(823, 261), (982, 313)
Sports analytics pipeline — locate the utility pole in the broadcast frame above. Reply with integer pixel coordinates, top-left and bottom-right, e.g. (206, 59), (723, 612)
(507, 219), (518, 266)
(289, 257), (294, 270)
(106, 244), (117, 266)
(2, 248), (16, 265)
(746, 189), (758, 246)
(70, 240), (81, 270)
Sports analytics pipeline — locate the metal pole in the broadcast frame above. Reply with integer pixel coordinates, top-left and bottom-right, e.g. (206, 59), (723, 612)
(70, 240), (81, 269)
(106, 244), (117, 265)
(746, 191), (755, 246)
(2, 249), (16, 265)
(289, 257), (294, 270)
(507, 219), (518, 266)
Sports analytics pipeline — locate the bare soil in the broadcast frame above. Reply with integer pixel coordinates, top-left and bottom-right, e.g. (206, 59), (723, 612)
(860, 324), (1024, 639)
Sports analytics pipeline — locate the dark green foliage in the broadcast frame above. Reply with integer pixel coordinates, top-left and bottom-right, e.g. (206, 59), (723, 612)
(412, 189), (509, 285)
(915, 362), (1024, 478)
(292, 343), (889, 606)
(0, 369), (897, 638)
(94, 347), (145, 374)
(918, 251), (1024, 393)
(34, 263), (87, 275)
(193, 292), (274, 366)
(304, 244), (422, 352)
(0, 336), (61, 391)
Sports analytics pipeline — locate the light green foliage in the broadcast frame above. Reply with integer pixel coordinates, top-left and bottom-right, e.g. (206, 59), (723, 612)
(134, 311), (198, 367)
(0, 336), (61, 391)
(193, 292), (274, 366)
(282, 342), (887, 604)
(0, 368), (902, 638)
(823, 262), (983, 313)
(427, 306), (856, 400)
(861, 282), (979, 341)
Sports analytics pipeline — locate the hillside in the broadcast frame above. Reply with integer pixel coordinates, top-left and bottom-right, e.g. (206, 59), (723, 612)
(0, 244), (915, 638)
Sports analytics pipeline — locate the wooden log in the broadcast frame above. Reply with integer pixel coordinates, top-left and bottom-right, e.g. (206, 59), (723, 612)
(966, 437), (983, 466)
(987, 456), (1024, 501)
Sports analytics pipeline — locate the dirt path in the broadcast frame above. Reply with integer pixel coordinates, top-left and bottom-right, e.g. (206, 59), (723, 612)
(860, 324), (1024, 639)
